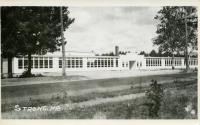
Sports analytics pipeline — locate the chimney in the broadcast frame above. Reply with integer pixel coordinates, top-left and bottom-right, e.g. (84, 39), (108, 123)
(115, 46), (119, 56)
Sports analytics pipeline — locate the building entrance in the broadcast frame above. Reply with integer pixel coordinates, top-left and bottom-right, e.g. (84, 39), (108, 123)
(129, 61), (135, 70)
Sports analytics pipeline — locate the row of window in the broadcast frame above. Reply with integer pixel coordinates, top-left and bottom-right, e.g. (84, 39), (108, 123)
(122, 62), (128, 67)
(18, 57), (197, 69)
(146, 58), (162, 67)
(188, 59), (198, 66)
(59, 58), (83, 68)
(58, 58), (119, 68)
(174, 59), (182, 66)
(146, 58), (197, 67)
(137, 62), (142, 67)
(18, 57), (53, 69)
(87, 58), (118, 68)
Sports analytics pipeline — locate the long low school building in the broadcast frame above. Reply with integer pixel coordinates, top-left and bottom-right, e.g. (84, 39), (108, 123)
(1, 51), (198, 77)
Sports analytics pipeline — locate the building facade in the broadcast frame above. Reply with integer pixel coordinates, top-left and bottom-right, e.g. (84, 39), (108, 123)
(1, 50), (198, 77)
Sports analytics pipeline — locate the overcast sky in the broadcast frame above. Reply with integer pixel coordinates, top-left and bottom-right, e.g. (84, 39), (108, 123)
(65, 7), (161, 54)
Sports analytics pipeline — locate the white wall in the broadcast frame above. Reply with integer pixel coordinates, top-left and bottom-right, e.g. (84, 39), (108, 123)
(2, 55), (198, 76)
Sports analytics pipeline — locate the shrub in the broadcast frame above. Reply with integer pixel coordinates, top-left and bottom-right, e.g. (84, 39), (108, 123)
(1, 74), (5, 79)
(19, 70), (35, 78)
(19, 70), (44, 78)
(144, 80), (164, 118)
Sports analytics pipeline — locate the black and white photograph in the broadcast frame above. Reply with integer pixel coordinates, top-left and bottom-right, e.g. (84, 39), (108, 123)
(0, 6), (198, 119)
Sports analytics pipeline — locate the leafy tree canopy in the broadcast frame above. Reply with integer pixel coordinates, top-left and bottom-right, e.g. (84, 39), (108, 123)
(1, 7), (75, 57)
(1, 7), (75, 77)
(153, 6), (197, 54)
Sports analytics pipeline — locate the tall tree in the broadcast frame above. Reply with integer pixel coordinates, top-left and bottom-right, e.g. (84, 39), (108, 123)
(1, 7), (21, 77)
(1, 7), (75, 76)
(153, 6), (197, 70)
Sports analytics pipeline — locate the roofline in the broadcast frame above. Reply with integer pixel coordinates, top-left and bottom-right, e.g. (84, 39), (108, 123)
(18, 55), (120, 58)
(144, 57), (197, 59)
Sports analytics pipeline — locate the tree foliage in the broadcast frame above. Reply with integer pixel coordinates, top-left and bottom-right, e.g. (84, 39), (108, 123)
(153, 6), (197, 54)
(1, 7), (75, 76)
(153, 6), (197, 69)
(14, 7), (74, 55)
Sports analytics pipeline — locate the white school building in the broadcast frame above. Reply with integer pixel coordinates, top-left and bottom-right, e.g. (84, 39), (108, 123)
(1, 47), (198, 77)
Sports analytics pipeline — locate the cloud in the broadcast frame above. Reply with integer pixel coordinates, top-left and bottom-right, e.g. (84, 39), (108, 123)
(65, 7), (160, 54)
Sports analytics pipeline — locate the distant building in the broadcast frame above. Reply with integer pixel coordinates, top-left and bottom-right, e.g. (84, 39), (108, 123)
(1, 47), (198, 77)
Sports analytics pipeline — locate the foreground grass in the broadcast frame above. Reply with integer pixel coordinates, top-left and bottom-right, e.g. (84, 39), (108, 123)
(2, 72), (196, 98)
(1, 78), (197, 119)
(43, 80), (197, 119)
(2, 78), (196, 112)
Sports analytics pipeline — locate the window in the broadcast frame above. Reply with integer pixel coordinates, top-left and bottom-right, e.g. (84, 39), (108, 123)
(155, 59), (157, 66)
(98, 59), (100, 67)
(122, 62), (125, 67)
(67, 60), (71, 68)
(91, 62), (94, 67)
(44, 58), (48, 68)
(64, 58), (83, 68)
(108, 60), (110, 67)
(146, 59), (148, 66)
(18, 57), (55, 69)
(159, 59), (161, 66)
(18, 58), (23, 69)
(111, 59), (113, 67)
(105, 59), (107, 67)
(72, 60), (75, 68)
(87, 62), (90, 68)
(80, 60), (83, 68)
(49, 58), (53, 68)
(76, 60), (79, 68)
(31, 58), (33, 68)
(24, 58), (28, 68)
(101, 60), (104, 67)
(116, 59), (118, 67)
(39, 58), (43, 68)
(59, 59), (62, 68)
(153, 59), (155, 66)
(148, 59), (150, 66)
(34, 57), (38, 68)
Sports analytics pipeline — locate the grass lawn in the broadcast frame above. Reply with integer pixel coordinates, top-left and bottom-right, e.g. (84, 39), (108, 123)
(1, 72), (197, 119)
(43, 79), (197, 119)
(2, 72), (196, 98)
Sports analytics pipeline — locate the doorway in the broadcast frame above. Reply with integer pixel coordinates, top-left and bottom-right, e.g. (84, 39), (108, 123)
(129, 61), (135, 70)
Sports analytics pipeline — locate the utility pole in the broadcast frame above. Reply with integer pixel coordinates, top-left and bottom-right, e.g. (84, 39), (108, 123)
(60, 7), (66, 76)
(184, 11), (189, 71)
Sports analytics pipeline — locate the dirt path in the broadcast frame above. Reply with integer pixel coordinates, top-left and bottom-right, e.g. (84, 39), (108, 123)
(62, 93), (145, 110)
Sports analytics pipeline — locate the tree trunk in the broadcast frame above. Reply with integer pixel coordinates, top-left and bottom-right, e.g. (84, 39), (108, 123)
(185, 49), (189, 71)
(185, 16), (189, 71)
(172, 53), (175, 70)
(8, 56), (13, 78)
(27, 52), (32, 76)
